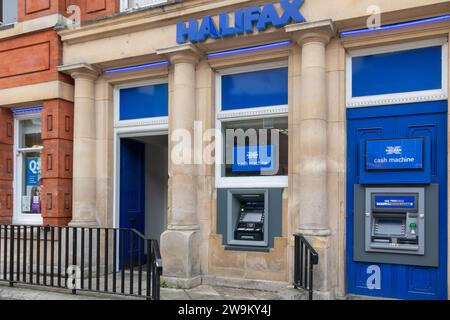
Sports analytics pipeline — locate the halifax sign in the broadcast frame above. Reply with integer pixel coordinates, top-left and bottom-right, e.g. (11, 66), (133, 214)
(177, 0), (305, 44)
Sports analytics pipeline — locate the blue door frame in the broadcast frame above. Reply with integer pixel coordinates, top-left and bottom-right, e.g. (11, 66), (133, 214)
(119, 138), (146, 267)
(346, 101), (448, 300)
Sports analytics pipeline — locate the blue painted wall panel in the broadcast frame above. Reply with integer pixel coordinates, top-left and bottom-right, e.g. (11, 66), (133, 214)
(352, 46), (442, 97)
(221, 67), (288, 110)
(120, 84), (168, 121)
(346, 101), (448, 300)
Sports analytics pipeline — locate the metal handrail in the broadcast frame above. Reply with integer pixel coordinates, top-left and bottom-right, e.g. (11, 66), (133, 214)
(294, 234), (319, 300)
(0, 224), (163, 300)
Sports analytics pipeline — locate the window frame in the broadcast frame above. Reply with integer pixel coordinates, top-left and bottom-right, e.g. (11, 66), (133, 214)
(114, 78), (169, 128)
(13, 111), (44, 225)
(120, 0), (168, 12)
(0, 0), (18, 27)
(346, 38), (449, 108)
(215, 61), (289, 189)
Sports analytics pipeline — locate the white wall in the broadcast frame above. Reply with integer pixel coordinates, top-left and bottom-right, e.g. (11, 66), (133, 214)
(144, 138), (168, 241)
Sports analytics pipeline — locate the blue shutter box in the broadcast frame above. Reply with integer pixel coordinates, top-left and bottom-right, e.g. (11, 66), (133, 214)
(119, 83), (169, 121)
(352, 46), (442, 97)
(221, 67), (288, 111)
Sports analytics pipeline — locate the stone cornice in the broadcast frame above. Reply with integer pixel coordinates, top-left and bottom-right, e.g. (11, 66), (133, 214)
(0, 14), (69, 41)
(285, 19), (337, 46)
(157, 43), (203, 64)
(58, 63), (101, 79)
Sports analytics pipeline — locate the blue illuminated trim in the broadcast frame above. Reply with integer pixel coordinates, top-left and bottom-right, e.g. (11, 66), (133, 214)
(341, 14), (450, 37)
(11, 106), (43, 114)
(104, 61), (170, 74)
(207, 41), (292, 58)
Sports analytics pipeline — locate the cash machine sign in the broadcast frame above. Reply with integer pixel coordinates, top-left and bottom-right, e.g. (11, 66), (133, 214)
(366, 138), (424, 170)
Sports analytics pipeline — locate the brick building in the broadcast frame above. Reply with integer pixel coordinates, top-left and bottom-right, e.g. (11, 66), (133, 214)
(0, 1), (122, 226)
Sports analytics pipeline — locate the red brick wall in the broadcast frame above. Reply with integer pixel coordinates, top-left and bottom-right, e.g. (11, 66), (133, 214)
(41, 99), (74, 226)
(67, 0), (120, 21)
(0, 109), (14, 225)
(18, 0), (120, 22)
(0, 30), (72, 90)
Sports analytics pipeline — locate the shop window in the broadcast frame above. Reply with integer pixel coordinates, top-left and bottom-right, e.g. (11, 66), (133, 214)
(14, 115), (43, 224)
(216, 62), (289, 189)
(222, 117), (288, 178)
(0, 0), (17, 26)
(347, 39), (448, 108)
(117, 81), (168, 124)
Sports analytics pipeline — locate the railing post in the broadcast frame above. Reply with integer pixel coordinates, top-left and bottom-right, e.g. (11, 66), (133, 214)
(309, 254), (314, 301)
(72, 227), (77, 295)
(146, 239), (152, 300)
(9, 226), (14, 287)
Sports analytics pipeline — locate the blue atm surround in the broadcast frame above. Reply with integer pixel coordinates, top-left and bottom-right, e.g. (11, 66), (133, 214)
(346, 101), (448, 300)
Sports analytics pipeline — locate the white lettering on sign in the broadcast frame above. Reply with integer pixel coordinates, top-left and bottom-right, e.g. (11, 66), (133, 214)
(367, 265), (381, 290)
(373, 157), (415, 164)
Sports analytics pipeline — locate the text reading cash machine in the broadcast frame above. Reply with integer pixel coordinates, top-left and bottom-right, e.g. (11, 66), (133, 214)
(354, 138), (439, 267)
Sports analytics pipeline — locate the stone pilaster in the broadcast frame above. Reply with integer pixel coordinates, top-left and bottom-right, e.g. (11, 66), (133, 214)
(286, 20), (336, 299)
(58, 64), (100, 227)
(157, 44), (203, 288)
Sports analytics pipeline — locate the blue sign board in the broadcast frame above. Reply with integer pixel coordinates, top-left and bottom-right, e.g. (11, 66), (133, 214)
(177, 0), (305, 44)
(232, 145), (275, 173)
(374, 195), (416, 210)
(26, 157), (41, 186)
(366, 138), (424, 170)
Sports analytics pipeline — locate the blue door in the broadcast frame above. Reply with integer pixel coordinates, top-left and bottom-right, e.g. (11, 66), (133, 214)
(120, 138), (146, 266)
(346, 101), (448, 299)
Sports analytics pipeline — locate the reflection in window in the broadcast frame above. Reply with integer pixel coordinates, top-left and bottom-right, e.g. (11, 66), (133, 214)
(19, 118), (43, 149)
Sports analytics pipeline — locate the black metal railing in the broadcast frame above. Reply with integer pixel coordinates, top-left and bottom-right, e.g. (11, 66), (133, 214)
(0, 225), (162, 300)
(294, 234), (319, 301)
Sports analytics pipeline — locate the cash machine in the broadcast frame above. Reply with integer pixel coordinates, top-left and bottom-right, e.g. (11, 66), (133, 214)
(354, 138), (439, 267)
(365, 188), (424, 255)
(234, 197), (266, 242)
(216, 188), (283, 250)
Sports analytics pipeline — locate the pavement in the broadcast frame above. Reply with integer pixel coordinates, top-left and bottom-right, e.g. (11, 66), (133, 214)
(0, 282), (297, 300)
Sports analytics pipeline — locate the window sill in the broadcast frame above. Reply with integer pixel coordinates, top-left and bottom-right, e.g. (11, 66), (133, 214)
(0, 23), (15, 32)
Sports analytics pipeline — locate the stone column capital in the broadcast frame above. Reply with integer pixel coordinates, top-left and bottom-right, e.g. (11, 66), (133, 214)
(286, 19), (336, 47)
(156, 43), (203, 65)
(58, 63), (100, 80)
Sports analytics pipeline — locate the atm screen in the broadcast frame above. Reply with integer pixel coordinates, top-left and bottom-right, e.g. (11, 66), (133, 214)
(373, 195), (417, 210)
(242, 213), (263, 223)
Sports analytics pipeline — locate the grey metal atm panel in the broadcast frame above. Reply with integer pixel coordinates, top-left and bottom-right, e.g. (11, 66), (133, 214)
(354, 185), (439, 267)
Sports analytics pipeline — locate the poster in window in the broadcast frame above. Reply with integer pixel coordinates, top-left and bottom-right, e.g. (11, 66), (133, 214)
(26, 157), (41, 186)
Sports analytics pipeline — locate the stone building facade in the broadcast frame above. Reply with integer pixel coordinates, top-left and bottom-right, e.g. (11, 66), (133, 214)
(1, 0), (450, 300)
